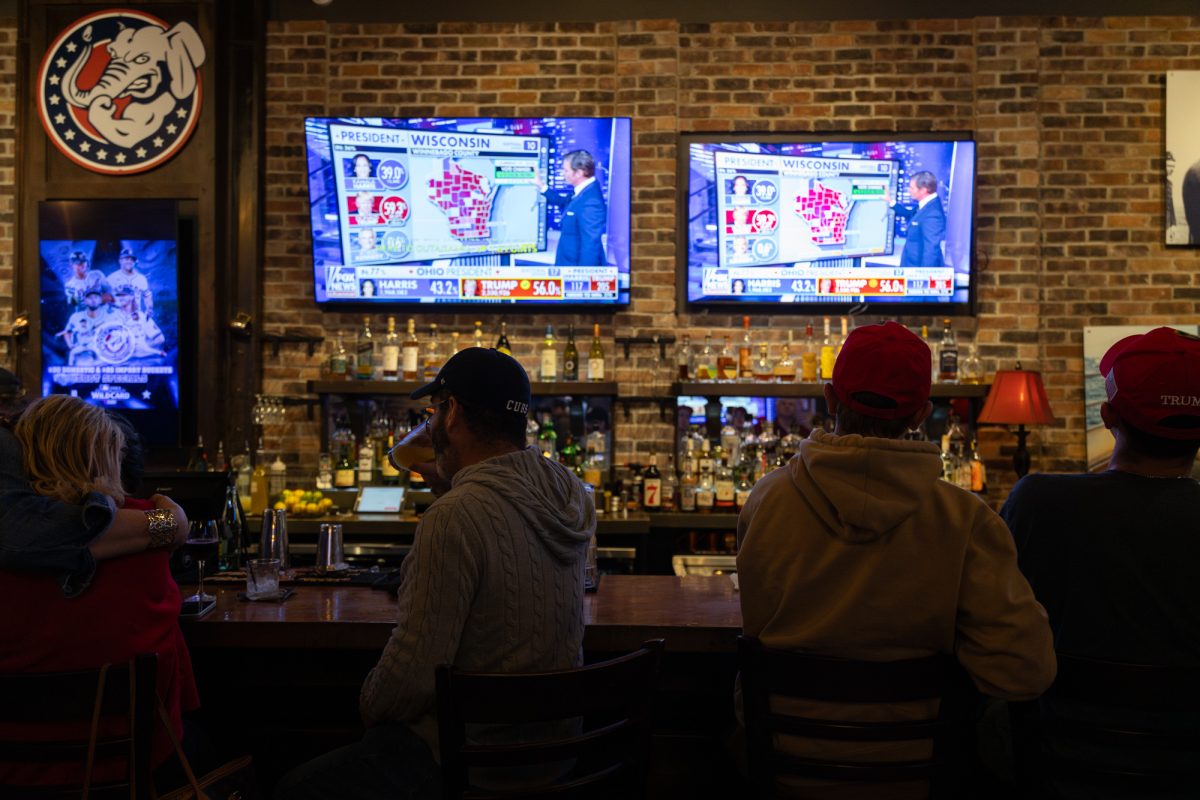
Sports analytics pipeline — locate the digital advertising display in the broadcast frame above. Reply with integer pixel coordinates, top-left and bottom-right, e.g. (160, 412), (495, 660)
(306, 117), (631, 307)
(681, 134), (977, 313)
(39, 200), (180, 445)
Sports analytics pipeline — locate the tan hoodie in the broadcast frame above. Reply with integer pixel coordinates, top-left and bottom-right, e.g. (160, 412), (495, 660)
(735, 430), (1055, 795)
(737, 429), (1055, 698)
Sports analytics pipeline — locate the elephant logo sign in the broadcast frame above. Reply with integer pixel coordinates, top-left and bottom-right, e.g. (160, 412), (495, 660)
(37, 9), (206, 175)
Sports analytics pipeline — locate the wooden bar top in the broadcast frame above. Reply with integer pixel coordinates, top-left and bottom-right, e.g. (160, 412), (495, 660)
(183, 575), (742, 654)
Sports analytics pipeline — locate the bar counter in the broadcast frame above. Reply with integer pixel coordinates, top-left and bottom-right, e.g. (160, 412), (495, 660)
(183, 574), (743, 654)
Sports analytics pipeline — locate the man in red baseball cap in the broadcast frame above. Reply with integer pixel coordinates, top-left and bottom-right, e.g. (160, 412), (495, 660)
(737, 321), (1054, 796)
(999, 327), (1200, 793)
(1002, 326), (1200, 664)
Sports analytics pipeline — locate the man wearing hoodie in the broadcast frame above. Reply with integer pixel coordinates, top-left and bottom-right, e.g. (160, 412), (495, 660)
(278, 347), (595, 799)
(736, 321), (1055, 796)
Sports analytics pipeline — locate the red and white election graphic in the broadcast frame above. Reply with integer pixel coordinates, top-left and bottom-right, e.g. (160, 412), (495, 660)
(472, 278), (563, 299)
(751, 209), (778, 234)
(379, 196), (409, 225)
(817, 277), (908, 296)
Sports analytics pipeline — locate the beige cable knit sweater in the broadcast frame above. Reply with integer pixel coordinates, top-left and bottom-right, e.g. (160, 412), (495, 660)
(359, 446), (595, 760)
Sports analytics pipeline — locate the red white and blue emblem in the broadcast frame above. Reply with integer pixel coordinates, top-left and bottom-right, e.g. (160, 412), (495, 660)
(37, 9), (207, 176)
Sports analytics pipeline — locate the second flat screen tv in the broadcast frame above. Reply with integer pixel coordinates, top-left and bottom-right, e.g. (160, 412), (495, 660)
(306, 117), (631, 308)
(680, 133), (977, 313)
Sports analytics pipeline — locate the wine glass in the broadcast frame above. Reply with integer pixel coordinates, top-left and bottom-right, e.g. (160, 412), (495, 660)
(185, 519), (220, 604)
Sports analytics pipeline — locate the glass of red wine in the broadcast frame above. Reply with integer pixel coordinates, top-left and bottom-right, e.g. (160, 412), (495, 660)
(185, 519), (220, 604)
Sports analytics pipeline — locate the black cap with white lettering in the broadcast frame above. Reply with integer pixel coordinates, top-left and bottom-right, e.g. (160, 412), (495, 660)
(410, 347), (531, 418)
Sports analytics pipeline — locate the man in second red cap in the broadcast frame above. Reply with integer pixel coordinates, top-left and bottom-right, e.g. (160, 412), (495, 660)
(736, 321), (1055, 796)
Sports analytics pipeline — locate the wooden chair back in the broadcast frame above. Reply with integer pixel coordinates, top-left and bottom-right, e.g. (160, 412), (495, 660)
(0, 654), (158, 799)
(1013, 652), (1200, 795)
(436, 639), (663, 799)
(737, 636), (974, 798)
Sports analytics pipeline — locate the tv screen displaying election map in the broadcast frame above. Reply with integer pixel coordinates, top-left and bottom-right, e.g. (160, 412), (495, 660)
(306, 117), (631, 307)
(679, 133), (977, 314)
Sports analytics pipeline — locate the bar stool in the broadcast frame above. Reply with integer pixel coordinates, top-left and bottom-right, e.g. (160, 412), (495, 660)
(436, 639), (664, 799)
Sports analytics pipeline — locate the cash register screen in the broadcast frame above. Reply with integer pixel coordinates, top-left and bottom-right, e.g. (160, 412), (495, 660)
(355, 486), (405, 514)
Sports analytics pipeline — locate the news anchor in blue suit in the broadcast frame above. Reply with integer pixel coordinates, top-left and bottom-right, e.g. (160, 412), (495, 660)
(889, 170), (946, 268)
(534, 150), (608, 267)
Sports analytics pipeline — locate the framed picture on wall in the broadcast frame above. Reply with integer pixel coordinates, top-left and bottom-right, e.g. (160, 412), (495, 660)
(1083, 324), (1200, 470)
(1166, 71), (1200, 246)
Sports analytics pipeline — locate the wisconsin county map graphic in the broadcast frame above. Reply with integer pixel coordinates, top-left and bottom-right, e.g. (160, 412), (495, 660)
(427, 158), (496, 240)
(794, 181), (849, 246)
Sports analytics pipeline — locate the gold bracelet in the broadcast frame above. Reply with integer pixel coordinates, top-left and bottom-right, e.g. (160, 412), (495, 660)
(145, 508), (177, 549)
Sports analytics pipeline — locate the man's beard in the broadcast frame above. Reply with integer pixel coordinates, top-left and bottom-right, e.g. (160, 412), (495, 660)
(431, 411), (451, 458)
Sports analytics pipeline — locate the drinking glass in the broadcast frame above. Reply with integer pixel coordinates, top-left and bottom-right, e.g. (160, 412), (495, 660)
(246, 559), (281, 599)
(184, 519), (220, 604)
(387, 420), (435, 472)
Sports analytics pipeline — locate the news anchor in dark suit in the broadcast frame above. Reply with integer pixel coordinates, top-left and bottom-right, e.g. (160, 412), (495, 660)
(888, 170), (946, 268)
(534, 150), (608, 267)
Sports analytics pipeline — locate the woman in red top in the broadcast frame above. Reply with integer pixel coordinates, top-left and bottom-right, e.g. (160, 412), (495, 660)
(0, 395), (199, 787)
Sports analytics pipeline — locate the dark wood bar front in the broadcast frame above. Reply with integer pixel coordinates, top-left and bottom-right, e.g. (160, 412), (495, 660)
(183, 575), (742, 653)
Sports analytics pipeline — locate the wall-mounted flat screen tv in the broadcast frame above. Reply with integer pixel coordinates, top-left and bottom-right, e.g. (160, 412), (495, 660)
(306, 117), (631, 308)
(679, 133), (976, 314)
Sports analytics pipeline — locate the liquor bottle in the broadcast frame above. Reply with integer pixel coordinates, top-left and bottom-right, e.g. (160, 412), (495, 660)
(735, 469), (753, 510)
(938, 318), (958, 383)
(714, 450), (735, 510)
(679, 459), (698, 512)
(676, 334), (692, 380)
(837, 316), (849, 358)
(563, 324), (579, 381)
(495, 321), (512, 356)
(776, 330), (797, 382)
(357, 437), (375, 486)
(316, 451), (333, 490)
(698, 437), (714, 477)
(819, 317), (836, 381)
(695, 335), (716, 381)
(401, 318), (420, 380)
(356, 316), (376, 380)
(558, 433), (580, 469)
(186, 436), (210, 472)
(221, 481), (244, 571)
(960, 343), (984, 385)
(753, 343), (774, 382)
(720, 421), (740, 466)
(236, 441), (253, 507)
(661, 455), (678, 511)
(695, 460), (716, 511)
(537, 413), (558, 459)
(718, 335), (737, 381)
(423, 323), (441, 380)
(642, 452), (662, 511)
(588, 323), (605, 381)
(540, 325), (558, 382)
(329, 331), (349, 380)
(800, 323), (818, 382)
(473, 320), (485, 350)
(738, 316), (754, 379)
(269, 453), (288, 499)
(334, 444), (356, 488)
(215, 440), (228, 472)
(250, 439), (269, 515)
(970, 439), (988, 494)
(450, 331), (462, 354)
(382, 316), (400, 380)
(526, 417), (541, 450)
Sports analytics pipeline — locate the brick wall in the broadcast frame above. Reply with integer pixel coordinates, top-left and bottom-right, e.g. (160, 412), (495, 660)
(261, 16), (1200, 500)
(0, 20), (16, 369)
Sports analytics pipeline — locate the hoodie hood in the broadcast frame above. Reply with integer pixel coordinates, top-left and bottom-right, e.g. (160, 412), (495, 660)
(793, 429), (944, 544)
(452, 446), (595, 564)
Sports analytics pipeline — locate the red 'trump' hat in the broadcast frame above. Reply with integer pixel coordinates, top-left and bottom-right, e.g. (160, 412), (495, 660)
(1099, 326), (1200, 440)
(831, 321), (931, 420)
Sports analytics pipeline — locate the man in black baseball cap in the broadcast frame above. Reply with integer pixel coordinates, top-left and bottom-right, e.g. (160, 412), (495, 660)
(283, 345), (595, 798)
(407, 345), (531, 493)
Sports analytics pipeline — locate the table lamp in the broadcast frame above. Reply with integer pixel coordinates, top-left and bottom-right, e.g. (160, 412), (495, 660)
(977, 365), (1057, 478)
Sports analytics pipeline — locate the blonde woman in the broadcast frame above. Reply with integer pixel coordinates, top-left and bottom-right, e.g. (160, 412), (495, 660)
(0, 395), (200, 788)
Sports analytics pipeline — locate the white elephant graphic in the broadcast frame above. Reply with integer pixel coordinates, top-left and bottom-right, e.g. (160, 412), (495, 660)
(61, 21), (206, 149)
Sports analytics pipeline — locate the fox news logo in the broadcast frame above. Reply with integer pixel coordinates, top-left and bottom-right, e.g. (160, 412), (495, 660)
(37, 10), (207, 175)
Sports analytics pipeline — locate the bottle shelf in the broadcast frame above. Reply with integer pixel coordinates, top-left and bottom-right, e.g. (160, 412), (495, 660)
(309, 380), (619, 397)
(672, 381), (990, 399)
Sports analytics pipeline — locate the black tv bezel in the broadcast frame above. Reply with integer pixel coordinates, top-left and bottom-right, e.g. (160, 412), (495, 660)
(676, 130), (979, 317)
(304, 115), (633, 314)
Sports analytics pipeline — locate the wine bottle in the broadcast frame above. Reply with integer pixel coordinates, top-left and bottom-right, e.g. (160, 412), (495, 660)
(588, 323), (605, 381)
(496, 321), (512, 355)
(402, 318), (420, 380)
(540, 325), (558, 382)
(563, 324), (579, 381)
(381, 316), (400, 380)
